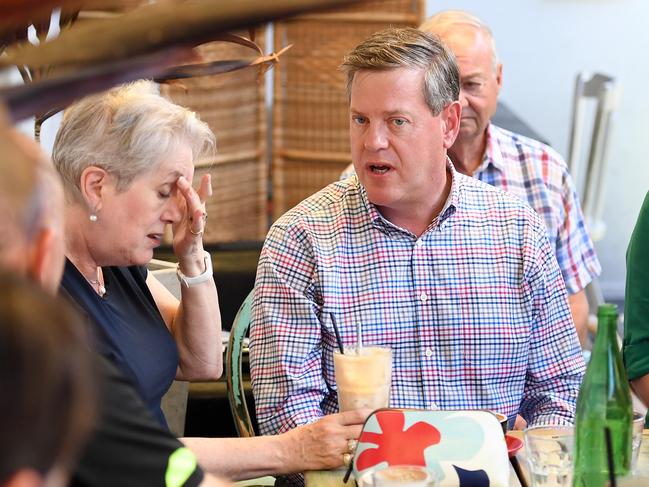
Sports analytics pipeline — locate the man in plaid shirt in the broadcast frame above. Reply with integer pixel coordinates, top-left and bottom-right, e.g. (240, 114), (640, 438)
(250, 28), (585, 458)
(419, 11), (601, 346)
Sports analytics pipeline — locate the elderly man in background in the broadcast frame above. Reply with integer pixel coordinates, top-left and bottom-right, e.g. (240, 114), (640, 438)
(419, 11), (601, 345)
(250, 27), (585, 470)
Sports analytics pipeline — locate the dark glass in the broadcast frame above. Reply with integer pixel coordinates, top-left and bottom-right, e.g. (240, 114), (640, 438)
(573, 304), (633, 487)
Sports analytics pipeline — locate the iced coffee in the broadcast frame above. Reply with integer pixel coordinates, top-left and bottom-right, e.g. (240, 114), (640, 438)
(333, 346), (392, 411)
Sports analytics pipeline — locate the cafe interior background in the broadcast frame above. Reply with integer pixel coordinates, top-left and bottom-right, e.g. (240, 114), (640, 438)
(3, 0), (647, 436)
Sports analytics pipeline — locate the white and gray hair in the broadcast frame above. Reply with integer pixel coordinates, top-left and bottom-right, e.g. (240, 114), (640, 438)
(52, 80), (215, 201)
(419, 10), (500, 71)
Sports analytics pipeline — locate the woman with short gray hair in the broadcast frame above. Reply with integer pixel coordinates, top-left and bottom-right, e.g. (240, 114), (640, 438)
(54, 80), (221, 427)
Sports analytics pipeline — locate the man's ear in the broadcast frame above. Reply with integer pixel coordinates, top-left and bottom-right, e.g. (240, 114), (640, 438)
(495, 62), (503, 94)
(79, 166), (109, 212)
(441, 101), (462, 149)
(26, 228), (61, 295)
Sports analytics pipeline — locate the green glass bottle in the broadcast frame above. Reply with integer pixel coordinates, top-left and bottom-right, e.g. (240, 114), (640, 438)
(573, 304), (633, 487)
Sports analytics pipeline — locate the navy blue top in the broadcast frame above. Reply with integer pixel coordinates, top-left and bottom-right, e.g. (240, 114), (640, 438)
(61, 258), (178, 427)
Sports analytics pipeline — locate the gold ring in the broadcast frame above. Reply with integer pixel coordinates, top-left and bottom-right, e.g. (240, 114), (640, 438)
(342, 452), (352, 467)
(347, 439), (358, 453)
(190, 228), (203, 236)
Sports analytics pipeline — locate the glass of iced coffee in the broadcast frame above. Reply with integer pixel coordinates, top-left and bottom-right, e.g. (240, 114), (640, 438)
(333, 346), (392, 411)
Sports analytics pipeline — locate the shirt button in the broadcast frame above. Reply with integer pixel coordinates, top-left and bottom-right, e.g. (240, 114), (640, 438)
(415, 239), (424, 247)
(420, 293), (428, 302)
(425, 348), (433, 358)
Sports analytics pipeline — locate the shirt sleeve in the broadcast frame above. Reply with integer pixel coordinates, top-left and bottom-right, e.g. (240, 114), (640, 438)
(249, 221), (329, 435)
(70, 357), (204, 487)
(553, 156), (601, 293)
(519, 219), (586, 426)
(623, 191), (649, 380)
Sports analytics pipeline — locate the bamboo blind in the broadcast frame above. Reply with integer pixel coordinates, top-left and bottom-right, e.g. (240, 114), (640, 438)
(162, 32), (268, 243)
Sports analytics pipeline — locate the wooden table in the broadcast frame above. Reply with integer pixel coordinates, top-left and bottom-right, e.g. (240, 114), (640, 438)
(304, 430), (649, 487)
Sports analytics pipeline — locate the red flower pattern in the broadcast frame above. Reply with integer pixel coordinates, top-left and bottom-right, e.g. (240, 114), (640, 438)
(356, 410), (441, 470)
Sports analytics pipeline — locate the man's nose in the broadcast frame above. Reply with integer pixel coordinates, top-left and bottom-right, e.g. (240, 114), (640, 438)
(459, 89), (470, 109)
(364, 123), (389, 151)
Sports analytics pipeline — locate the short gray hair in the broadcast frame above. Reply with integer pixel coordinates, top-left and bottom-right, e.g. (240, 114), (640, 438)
(52, 81), (215, 201)
(341, 27), (459, 116)
(419, 10), (500, 69)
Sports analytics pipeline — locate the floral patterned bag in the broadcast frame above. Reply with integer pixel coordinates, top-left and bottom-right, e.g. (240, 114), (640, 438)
(351, 409), (510, 487)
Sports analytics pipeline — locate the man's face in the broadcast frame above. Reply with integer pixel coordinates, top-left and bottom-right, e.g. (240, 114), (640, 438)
(349, 67), (459, 222)
(441, 26), (502, 144)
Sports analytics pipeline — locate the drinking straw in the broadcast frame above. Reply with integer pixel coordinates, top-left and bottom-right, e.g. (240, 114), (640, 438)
(356, 321), (363, 353)
(330, 313), (345, 354)
(605, 427), (616, 487)
(330, 312), (352, 482)
(343, 458), (354, 484)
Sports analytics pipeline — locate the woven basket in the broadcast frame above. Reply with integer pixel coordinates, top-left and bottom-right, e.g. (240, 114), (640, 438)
(162, 31), (268, 243)
(272, 1), (423, 219)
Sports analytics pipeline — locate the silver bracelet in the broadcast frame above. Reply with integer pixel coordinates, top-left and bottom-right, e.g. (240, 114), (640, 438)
(176, 251), (212, 288)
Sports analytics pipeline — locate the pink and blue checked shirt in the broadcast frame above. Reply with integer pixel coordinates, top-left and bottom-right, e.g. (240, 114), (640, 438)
(341, 123), (601, 295)
(475, 124), (600, 294)
(249, 162), (585, 438)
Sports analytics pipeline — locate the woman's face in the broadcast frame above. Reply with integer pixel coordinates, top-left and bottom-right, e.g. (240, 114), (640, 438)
(95, 143), (194, 267)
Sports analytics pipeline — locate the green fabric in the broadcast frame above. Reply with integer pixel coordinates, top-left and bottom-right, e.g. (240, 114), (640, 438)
(622, 191), (649, 426)
(165, 447), (198, 487)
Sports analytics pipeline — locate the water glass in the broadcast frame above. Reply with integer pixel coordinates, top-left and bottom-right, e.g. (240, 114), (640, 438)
(358, 466), (438, 487)
(524, 426), (574, 486)
(631, 411), (645, 473)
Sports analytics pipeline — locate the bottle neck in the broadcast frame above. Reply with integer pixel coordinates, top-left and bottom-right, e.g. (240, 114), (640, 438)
(593, 313), (619, 351)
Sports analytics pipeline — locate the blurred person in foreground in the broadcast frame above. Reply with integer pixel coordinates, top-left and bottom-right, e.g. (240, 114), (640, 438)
(250, 28), (585, 466)
(47, 82), (368, 483)
(0, 125), (96, 487)
(0, 274), (96, 487)
(623, 191), (649, 425)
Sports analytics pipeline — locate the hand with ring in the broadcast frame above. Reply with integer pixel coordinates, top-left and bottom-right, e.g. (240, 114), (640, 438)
(279, 408), (371, 473)
(173, 174), (211, 260)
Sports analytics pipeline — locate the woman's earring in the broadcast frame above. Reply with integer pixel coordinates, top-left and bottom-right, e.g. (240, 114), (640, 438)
(89, 203), (100, 222)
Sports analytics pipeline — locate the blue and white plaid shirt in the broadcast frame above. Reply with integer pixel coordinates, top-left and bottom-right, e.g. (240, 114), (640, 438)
(250, 161), (585, 438)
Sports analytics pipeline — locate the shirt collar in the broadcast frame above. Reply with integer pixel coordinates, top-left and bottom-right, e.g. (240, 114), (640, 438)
(476, 123), (507, 175)
(360, 157), (459, 236)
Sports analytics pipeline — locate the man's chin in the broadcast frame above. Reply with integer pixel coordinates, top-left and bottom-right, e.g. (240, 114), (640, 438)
(458, 123), (482, 140)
